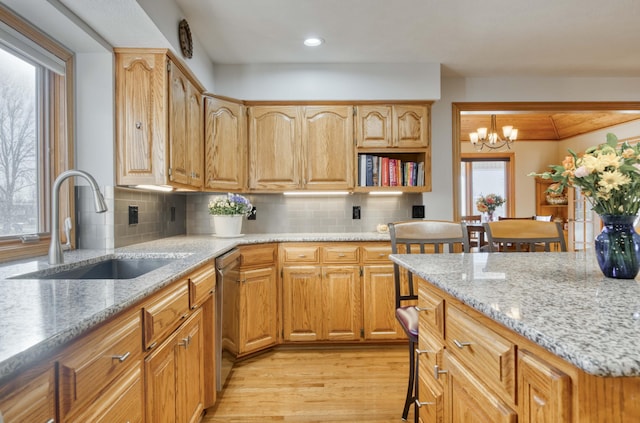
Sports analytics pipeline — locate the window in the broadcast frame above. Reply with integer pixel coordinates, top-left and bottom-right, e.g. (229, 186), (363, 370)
(0, 6), (73, 262)
(460, 153), (515, 218)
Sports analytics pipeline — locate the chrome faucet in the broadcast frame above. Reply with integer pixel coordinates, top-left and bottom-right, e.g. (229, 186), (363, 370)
(49, 170), (108, 265)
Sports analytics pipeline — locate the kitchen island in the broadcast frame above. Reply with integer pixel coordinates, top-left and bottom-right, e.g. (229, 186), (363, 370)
(390, 251), (640, 422)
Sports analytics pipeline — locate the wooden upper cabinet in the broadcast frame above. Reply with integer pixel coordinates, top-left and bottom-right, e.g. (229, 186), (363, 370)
(115, 48), (204, 189)
(302, 106), (354, 189)
(248, 105), (302, 190)
(205, 97), (246, 191)
(356, 105), (392, 148)
(356, 104), (429, 148)
(168, 62), (203, 188)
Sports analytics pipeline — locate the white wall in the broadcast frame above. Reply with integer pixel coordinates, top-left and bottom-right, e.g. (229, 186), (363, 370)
(212, 63), (441, 101)
(75, 52), (114, 187)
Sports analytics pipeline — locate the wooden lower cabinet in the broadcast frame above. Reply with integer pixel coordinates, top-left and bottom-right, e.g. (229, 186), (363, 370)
(0, 365), (55, 423)
(145, 308), (204, 423)
(223, 244), (278, 357)
(362, 263), (406, 340)
(518, 350), (571, 423)
(282, 264), (361, 341)
(444, 351), (517, 423)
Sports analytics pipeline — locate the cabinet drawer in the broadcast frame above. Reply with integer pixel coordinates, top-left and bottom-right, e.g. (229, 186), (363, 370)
(0, 366), (55, 423)
(417, 279), (445, 338)
(281, 245), (320, 264)
(67, 363), (143, 423)
(240, 243), (277, 267)
(142, 280), (190, 350)
(189, 262), (215, 309)
(59, 309), (142, 420)
(322, 245), (359, 263)
(445, 305), (516, 402)
(361, 244), (391, 263)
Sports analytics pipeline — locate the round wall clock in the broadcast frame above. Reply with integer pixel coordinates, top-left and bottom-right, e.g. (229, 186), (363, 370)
(178, 19), (193, 59)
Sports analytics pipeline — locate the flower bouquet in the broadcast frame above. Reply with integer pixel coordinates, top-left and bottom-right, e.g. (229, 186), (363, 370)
(476, 193), (506, 221)
(531, 133), (640, 279)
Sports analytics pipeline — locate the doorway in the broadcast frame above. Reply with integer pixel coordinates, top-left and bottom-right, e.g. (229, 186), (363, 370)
(460, 153), (515, 218)
(451, 101), (640, 221)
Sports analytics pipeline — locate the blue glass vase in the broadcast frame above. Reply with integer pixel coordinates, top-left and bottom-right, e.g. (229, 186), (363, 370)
(594, 214), (640, 279)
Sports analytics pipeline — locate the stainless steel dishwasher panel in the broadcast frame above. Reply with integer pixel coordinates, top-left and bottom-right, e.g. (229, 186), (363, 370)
(215, 248), (240, 392)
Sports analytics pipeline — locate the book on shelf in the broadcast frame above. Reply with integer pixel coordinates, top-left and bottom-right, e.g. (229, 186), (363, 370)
(357, 154), (425, 187)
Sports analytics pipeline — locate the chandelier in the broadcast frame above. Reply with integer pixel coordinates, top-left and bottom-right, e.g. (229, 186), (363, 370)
(469, 114), (518, 151)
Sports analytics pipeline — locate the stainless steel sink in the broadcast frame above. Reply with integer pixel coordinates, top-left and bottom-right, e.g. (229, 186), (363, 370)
(11, 257), (177, 280)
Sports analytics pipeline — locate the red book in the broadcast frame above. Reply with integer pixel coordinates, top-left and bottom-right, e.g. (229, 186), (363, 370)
(389, 159), (397, 186)
(381, 157), (390, 186)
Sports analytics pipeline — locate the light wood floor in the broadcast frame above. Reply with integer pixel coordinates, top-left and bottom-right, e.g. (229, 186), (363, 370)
(202, 345), (414, 422)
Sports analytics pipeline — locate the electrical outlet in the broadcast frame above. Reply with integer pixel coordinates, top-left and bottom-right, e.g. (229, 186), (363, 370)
(248, 206), (257, 220)
(412, 205), (425, 219)
(352, 206), (361, 220)
(128, 205), (139, 225)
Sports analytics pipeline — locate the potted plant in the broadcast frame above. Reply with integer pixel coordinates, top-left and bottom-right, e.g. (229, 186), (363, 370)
(208, 193), (253, 237)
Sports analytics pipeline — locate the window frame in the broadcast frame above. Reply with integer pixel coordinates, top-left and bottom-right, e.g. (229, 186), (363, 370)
(0, 4), (74, 263)
(460, 152), (516, 218)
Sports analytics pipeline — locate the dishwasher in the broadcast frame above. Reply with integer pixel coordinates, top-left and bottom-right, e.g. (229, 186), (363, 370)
(215, 247), (241, 392)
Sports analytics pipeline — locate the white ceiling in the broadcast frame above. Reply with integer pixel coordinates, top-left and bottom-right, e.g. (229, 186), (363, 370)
(44, 0), (640, 78)
(173, 0), (640, 77)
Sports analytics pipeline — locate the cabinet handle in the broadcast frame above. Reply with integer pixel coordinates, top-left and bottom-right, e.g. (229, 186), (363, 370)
(414, 306), (433, 312)
(338, 253), (346, 257)
(147, 342), (157, 351)
(298, 254), (306, 258)
(46, 419), (55, 423)
(415, 348), (434, 356)
(415, 399), (435, 408)
(111, 351), (131, 363)
(433, 364), (448, 380)
(378, 253), (386, 257)
(179, 335), (192, 348)
(453, 339), (472, 349)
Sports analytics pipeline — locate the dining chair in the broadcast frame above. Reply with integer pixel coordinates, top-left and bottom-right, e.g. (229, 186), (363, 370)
(497, 216), (535, 220)
(388, 220), (470, 421)
(483, 220), (567, 252)
(461, 215), (483, 250)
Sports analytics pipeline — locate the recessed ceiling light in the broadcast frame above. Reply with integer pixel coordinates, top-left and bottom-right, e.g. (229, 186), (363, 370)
(304, 37), (324, 47)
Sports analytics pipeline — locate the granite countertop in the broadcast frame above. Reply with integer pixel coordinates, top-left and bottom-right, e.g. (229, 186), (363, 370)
(389, 251), (640, 377)
(0, 232), (388, 383)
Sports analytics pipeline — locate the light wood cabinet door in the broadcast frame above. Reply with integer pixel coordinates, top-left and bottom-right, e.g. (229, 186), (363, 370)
(394, 104), (429, 148)
(115, 51), (167, 186)
(518, 350), (571, 423)
(0, 366), (55, 423)
(356, 105), (393, 148)
(145, 309), (204, 423)
(322, 265), (361, 340)
(205, 97), (245, 190)
(239, 266), (278, 354)
(444, 352), (517, 423)
(417, 366), (444, 423)
(168, 62), (202, 188)
(302, 106), (354, 189)
(142, 280), (190, 351)
(362, 264), (405, 340)
(248, 106), (302, 190)
(282, 265), (323, 341)
(176, 309), (205, 423)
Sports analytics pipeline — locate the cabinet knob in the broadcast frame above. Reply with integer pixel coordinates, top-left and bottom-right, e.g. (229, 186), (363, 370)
(135, 122), (142, 129)
(111, 351), (131, 363)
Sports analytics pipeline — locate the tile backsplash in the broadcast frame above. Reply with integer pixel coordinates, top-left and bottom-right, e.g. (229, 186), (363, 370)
(77, 188), (423, 248)
(187, 193), (423, 235)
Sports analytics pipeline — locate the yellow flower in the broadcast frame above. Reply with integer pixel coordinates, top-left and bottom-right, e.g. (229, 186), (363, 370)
(597, 152), (621, 170)
(598, 170), (631, 192)
(561, 155), (575, 171)
(622, 148), (636, 159)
